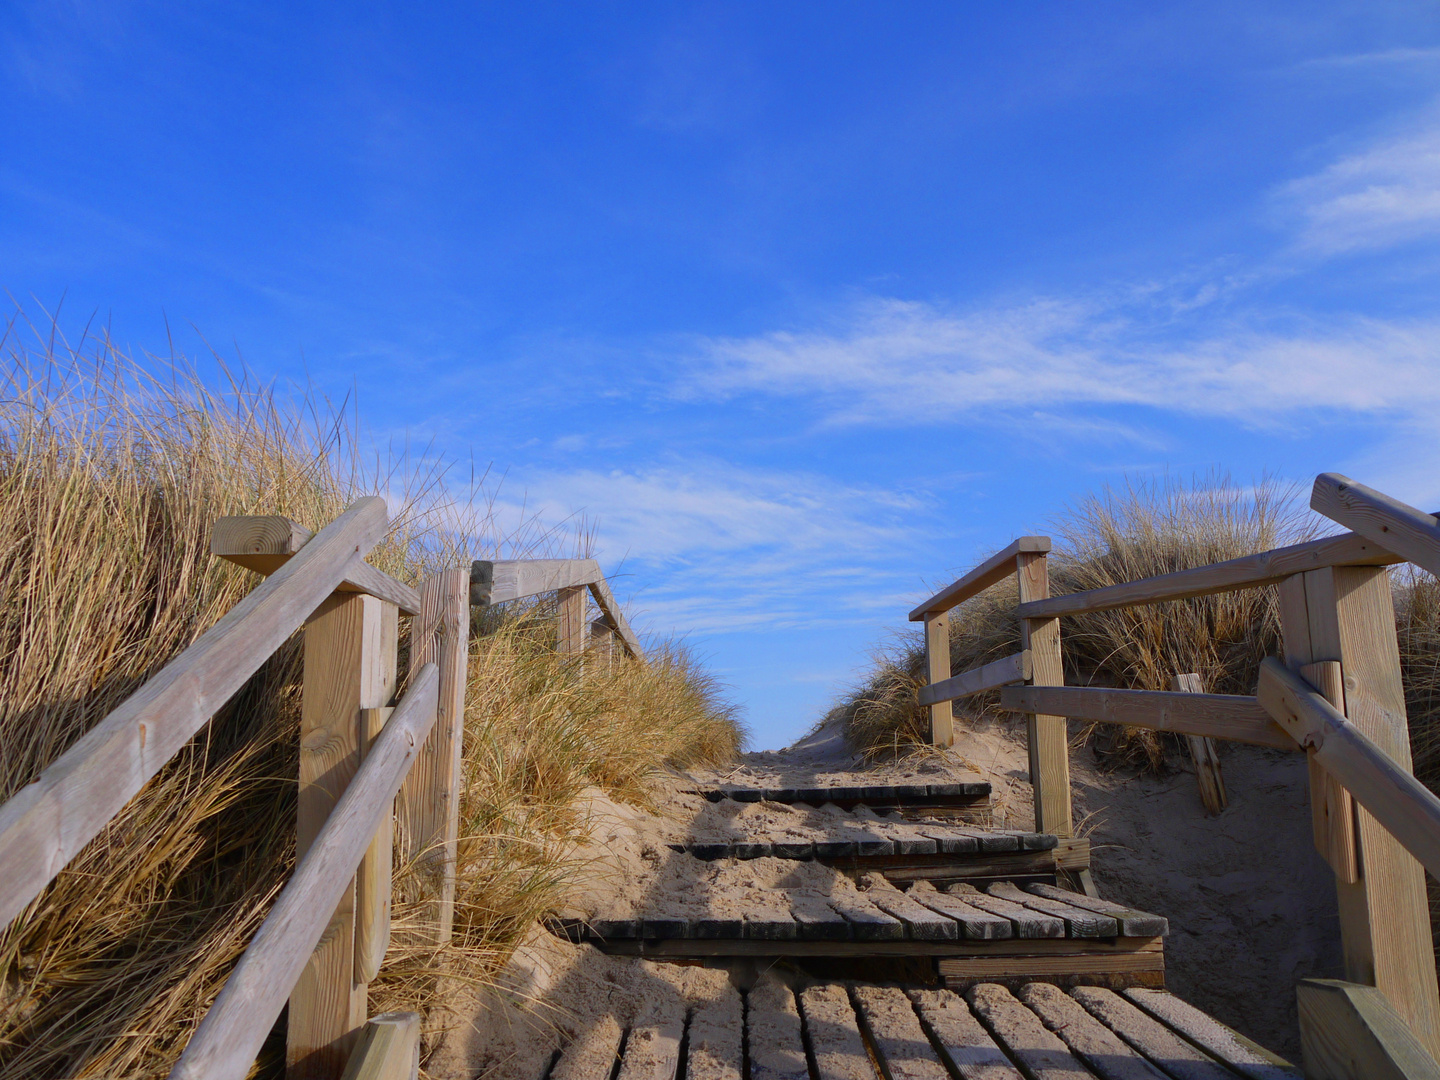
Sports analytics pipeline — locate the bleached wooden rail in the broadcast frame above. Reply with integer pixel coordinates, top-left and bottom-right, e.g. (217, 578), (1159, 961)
(912, 472), (1440, 1076)
(0, 499), (641, 1080)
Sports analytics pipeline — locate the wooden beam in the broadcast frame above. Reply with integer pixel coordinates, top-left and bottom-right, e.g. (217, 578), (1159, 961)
(1018, 551), (1070, 837)
(924, 612), (952, 745)
(908, 537), (1052, 621)
(469, 558), (602, 606)
(1313, 473), (1440, 580)
(1015, 531), (1402, 620)
(396, 569), (471, 945)
(587, 577), (643, 660)
(212, 515), (421, 616)
(1170, 674), (1227, 816)
(170, 666), (440, 1080)
(919, 651), (1030, 708)
(338, 1013), (420, 1080)
(1258, 658), (1440, 884)
(1298, 979), (1440, 1080)
(1299, 660), (1359, 885)
(355, 708), (395, 984)
(594, 934), (1164, 960)
(556, 586), (587, 656)
(289, 594), (398, 1079)
(999, 685), (1296, 751)
(0, 497), (389, 933)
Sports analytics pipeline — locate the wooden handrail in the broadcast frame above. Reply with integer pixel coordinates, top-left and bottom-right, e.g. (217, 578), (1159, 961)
(1013, 530), (1403, 620)
(587, 576), (643, 659)
(170, 664), (441, 1080)
(1313, 473), (1440, 581)
(908, 537), (1051, 621)
(1258, 658), (1440, 883)
(0, 496), (391, 931)
(918, 651), (1030, 707)
(471, 558), (644, 660)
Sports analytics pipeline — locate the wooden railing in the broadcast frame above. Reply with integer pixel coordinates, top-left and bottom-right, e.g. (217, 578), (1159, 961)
(0, 499), (641, 1080)
(912, 473), (1440, 1075)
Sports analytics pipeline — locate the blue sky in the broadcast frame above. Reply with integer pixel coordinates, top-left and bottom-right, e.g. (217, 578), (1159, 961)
(5, 3), (1440, 747)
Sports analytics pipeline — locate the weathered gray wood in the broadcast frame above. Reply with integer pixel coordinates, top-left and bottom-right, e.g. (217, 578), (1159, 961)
(170, 665), (440, 1080)
(337, 1012), (419, 1080)
(828, 894), (906, 941)
(986, 881), (1117, 937)
(790, 895), (853, 940)
(1121, 989), (1298, 1079)
(906, 882), (1013, 940)
(1172, 673), (1228, 816)
(851, 985), (951, 1080)
(212, 514), (421, 615)
(1258, 657), (1440, 882)
(556, 585), (587, 655)
(748, 979), (810, 1080)
(587, 576), (643, 659)
(1023, 884), (1168, 937)
(948, 883), (1063, 938)
(798, 984), (876, 1080)
(862, 880), (961, 941)
(908, 988), (1024, 1080)
(469, 558), (602, 605)
(1018, 550), (1072, 839)
(1000, 685), (1296, 750)
(1017, 984), (1168, 1080)
(1297, 978), (1440, 1080)
(926, 610), (953, 746)
(919, 652), (1031, 707)
(355, 707), (395, 984)
(909, 537), (1052, 620)
(965, 984), (1096, 1079)
(1312, 474), (1440, 580)
(550, 1015), (625, 1080)
(615, 1000), (685, 1080)
(1016, 529), (1404, 620)
(0, 496), (390, 935)
(1070, 987), (1235, 1080)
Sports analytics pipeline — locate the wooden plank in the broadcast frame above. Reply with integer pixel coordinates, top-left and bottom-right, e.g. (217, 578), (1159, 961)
(337, 1012), (419, 1080)
(1121, 989), (1298, 1079)
(469, 558), (602, 606)
(862, 880), (961, 941)
(1312, 473), (1440, 579)
(556, 586), (587, 656)
(964, 983), (1098, 1079)
(748, 979), (810, 1080)
(397, 568), (471, 945)
(999, 686), (1295, 751)
(908, 988), (1024, 1080)
(1171, 674), (1227, 816)
(797, 985), (877, 1080)
(1015, 530), (1402, 620)
(948, 883), (1063, 938)
(586, 576), (643, 659)
(600, 935), (1166, 960)
(828, 894), (907, 941)
(1069, 986), (1235, 1079)
(1022, 885), (1167, 937)
(938, 940), (1164, 975)
(355, 707), (395, 984)
(1297, 978), (1440, 1080)
(212, 515), (422, 616)
(615, 1000), (685, 1080)
(851, 985), (950, 1080)
(170, 666), (440, 1080)
(790, 895), (853, 941)
(906, 882), (1013, 940)
(688, 987), (744, 1080)
(1299, 660), (1359, 884)
(919, 652), (1030, 708)
(551, 1015), (625, 1080)
(925, 611), (953, 746)
(909, 537), (1052, 621)
(1018, 551), (1071, 838)
(289, 593), (399, 1079)
(0, 496), (390, 933)
(985, 882), (1117, 938)
(1015, 984), (1168, 1080)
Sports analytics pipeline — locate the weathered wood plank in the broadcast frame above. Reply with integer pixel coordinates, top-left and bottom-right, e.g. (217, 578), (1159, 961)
(828, 894), (906, 941)
(615, 999), (685, 1080)
(1069, 986), (1234, 1079)
(1121, 989), (1298, 1079)
(852, 985), (950, 1080)
(688, 987), (744, 1080)
(170, 667), (440, 1080)
(797, 985), (876, 1080)
(337, 1012), (419, 1080)
(862, 879), (961, 941)
(355, 707), (395, 984)
(940, 945), (1164, 983)
(212, 515), (421, 615)
(964, 984), (1096, 1080)
(790, 895), (853, 941)
(919, 652), (1030, 708)
(1171, 673), (1227, 816)
(587, 576), (644, 659)
(948, 883), (1063, 938)
(551, 1015), (625, 1080)
(986, 882), (1116, 938)
(1299, 660), (1359, 884)
(999, 686), (1295, 750)
(1312, 473), (1440, 579)
(908, 988), (1024, 1080)
(1022, 885), (1167, 937)
(1018, 551), (1071, 838)
(1015, 530), (1402, 620)
(0, 497), (390, 934)
(748, 979), (810, 1080)
(1016, 984), (1168, 1080)
(556, 585), (587, 657)
(1297, 978), (1440, 1080)
(469, 558), (602, 606)
(909, 537), (1052, 620)
(925, 610), (953, 746)
(906, 882), (1013, 940)
(598, 935), (1166, 960)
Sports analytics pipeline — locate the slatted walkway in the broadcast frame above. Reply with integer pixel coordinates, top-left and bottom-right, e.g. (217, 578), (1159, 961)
(544, 980), (1298, 1080)
(692, 782), (992, 818)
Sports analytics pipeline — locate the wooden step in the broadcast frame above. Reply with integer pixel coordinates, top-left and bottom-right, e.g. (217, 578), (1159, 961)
(673, 822), (1058, 862)
(687, 782), (993, 822)
(543, 979), (1300, 1080)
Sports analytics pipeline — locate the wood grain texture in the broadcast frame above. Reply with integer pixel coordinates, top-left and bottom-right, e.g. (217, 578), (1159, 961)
(919, 651), (1029, 708)
(1000, 686), (1295, 750)
(587, 576), (643, 659)
(290, 594), (398, 1079)
(397, 569), (471, 944)
(170, 666), (439, 1080)
(925, 611), (953, 746)
(212, 514), (421, 615)
(851, 985), (950, 1080)
(469, 558), (602, 605)
(0, 496), (389, 933)
(1312, 473), (1440, 579)
(1297, 978), (1440, 1080)
(556, 586), (587, 656)
(1018, 551), (1072, 838)
(1299, 660), (1359, 884)
(1121, 988), (1299, 1078)
(908, 537), (1052, 621)
(355, 708), (395, 984)
(1016, 530), (1403, 620)
(1171, 674), (1228, 816)
(337, 1012), (420, 1080)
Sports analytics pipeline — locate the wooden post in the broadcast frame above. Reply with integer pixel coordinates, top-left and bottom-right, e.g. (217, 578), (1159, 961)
(1278, 568), (1440, 1059)
(925, 611), (952, 747)
(355, 707), (395, 984)
(290, 594), (398, 1080)
(556, 585), (587, 656)
(589, 617), (618, 672)
(398, 568), (471, 945)
(1017, 551), (1071, 837)
(1170, 673), (1227, 816)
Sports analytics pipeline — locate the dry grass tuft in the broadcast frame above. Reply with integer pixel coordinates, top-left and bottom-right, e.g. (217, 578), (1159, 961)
(0, 312), (742, 1077)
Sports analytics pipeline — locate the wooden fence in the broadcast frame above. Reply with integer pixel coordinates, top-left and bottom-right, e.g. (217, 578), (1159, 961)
(0, 499), (639, 1080)
(912, 473), (1440, 1075)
